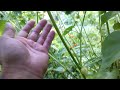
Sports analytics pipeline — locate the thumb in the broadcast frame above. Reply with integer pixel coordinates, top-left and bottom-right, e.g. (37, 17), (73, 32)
(3, 22), (15, 38)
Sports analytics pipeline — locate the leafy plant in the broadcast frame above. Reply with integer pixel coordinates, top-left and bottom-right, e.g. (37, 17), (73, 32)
(0, 11), (120, 79)
(0, 20), (7, 36)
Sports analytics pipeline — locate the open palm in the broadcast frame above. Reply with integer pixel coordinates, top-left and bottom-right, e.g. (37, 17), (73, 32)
(0, 19), (55, 79)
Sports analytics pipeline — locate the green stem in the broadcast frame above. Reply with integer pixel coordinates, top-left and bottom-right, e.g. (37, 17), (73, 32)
(99, 11), (103, 47)
(70, 12), (93, 60)
(106, 22), (110, 35)
(47, 11), (86, 79)
(70, 11), (85, 65)
(56, 12), (81, 65)
(49, 53), (77, 78)
(77, 12), (98, 57)
(58, 11), (89, 62)
(80, 11), (86, 65)
(83, 27), (98, 57)
(71, 11), (98, 62)
(104, 11), (110, 35)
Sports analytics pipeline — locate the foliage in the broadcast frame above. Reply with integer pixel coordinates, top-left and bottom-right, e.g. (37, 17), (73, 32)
(0, 11), (120, 79)
(0, 20), (7, 36)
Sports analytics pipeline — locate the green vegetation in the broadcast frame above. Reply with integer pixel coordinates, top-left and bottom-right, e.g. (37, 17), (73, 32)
(0, 11), (120, 79)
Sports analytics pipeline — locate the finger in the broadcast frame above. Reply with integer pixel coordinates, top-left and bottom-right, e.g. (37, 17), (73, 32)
(18, 20), (35, 38)
(37, 23), (52, 45)
(43, 30), (55, 50)
(3, 23), (15, 38)
(28, 19), (47, 41)
(33, 42), (48, 54)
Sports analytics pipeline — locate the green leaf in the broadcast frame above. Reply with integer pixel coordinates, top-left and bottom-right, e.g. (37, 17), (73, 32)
(113, 22), (120, 30)
(0, 20), (7, 36)
(101, 31), (120, 70)
(63, 25), (74, 36)
(95, 69), (119, 79)
(101, 11), (119, 25)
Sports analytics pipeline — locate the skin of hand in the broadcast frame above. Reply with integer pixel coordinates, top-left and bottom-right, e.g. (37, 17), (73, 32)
(0, 19), (55, 79)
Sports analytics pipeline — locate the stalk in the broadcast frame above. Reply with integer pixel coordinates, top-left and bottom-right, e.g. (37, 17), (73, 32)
(49, 53), (77, 78)
(56, 12), (81, 65)
(47, 11), (86, 79)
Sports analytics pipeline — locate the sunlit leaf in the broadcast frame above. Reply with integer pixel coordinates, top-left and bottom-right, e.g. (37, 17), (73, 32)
(101, 31), (120, 70)
(101, 11), (119, 25)
(113, 22), (120, 30)
(63, 25), (74, 36)
(0, 20), (7, 36)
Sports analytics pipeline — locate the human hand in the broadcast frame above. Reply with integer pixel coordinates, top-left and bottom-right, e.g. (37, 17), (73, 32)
(0, 19), (55, 79)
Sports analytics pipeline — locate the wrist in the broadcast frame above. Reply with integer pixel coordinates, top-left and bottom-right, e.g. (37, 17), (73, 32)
(2, 65), (43, 79)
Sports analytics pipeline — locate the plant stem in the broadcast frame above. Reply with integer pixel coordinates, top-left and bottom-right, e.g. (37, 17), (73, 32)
(56, 12), (81, 65)
(57, 11), (89, 62)
(47, 11), (86, 79)
(104, 11), (110, 35)
(49, 53), (77, 78)
(80, 11), (86, 65)
(106, 22), (110, 35)
(99, 11), (103, 47)
(56, 12), (79, 62)
(77, 12), (98, 58)
(70, 12), (94, 61)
